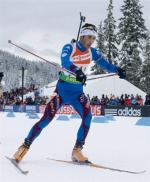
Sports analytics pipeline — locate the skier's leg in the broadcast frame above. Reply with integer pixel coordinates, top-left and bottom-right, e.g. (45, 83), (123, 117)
(13, 92), (63, 162)
(71, 93), (92, 162)
(26, 93), (63, 142)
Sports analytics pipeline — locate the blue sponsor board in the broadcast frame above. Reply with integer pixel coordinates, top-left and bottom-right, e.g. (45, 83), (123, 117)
(4, 105), (14, 112)
(25, 105), (39, 113)
(25, 105), (37, 113)
(3, 105), (40, 113)
(13, 105), (25, 112)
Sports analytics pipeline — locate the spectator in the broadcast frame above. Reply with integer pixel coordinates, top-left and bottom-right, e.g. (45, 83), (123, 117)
(136, 95), (143, 106)
(145, 94), (150, 105)
(108, 95), (120, 106)
(120, 94), (125, 105)
(100, 94), (109, 105)
(131, 95), (137, 105)
(124, 95), (131, 106)
(90, 96), (100, 105)
(0, 95), (4, 110)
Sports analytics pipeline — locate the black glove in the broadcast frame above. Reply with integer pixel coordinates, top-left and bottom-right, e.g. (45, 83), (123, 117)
(75, 69), (87, 85)
(117, 67), (126, 79)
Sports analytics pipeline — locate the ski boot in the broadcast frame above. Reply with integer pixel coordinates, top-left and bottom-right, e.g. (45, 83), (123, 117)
(71, 144), (90, 164)
(13, 139), (32, 163)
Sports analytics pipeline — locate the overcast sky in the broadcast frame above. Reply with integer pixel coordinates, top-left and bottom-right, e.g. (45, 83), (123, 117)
(0, 0), (150, 64)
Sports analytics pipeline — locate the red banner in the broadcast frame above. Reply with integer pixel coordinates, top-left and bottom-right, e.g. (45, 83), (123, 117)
(39, 105), (101, 116)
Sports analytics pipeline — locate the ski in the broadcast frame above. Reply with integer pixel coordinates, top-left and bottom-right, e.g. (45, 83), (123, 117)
(47, 158), (146, 174)
(5, 156), (29, 175)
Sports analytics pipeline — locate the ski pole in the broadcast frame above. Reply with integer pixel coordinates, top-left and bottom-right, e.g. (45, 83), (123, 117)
(8, 40), (118, 80)
(8, 40), (57, 67)
(46, 73), (118, 88)
(76, 12), (86, 42)
(8, 40), (76, 76)
(87, 73), (118, 81)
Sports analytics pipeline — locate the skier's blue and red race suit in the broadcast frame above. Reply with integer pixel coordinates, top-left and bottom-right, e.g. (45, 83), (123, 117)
(25, 41), (118, 146)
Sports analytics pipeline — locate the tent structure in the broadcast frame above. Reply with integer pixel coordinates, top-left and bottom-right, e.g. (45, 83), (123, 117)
(42, 74), (146, 99)
(84, 74), (146, 99)
(42, 74), (146, 100)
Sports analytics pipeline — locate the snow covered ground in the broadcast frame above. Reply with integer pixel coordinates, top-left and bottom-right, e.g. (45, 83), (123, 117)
(0, 112), (150, 182)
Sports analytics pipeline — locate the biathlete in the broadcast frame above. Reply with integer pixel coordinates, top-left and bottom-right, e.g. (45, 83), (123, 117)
(13, 23), (126, 163)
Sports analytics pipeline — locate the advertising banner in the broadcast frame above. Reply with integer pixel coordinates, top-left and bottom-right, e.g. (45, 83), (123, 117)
(103, 106), (150, 117)
(3, 105), (150, 117)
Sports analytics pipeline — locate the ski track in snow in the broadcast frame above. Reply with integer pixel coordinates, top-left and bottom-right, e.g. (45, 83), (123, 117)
(0, 112), (150, 182)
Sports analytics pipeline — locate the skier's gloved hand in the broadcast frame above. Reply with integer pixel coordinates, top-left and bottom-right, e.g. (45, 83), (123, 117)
(75, 69), (87, 85)
(117, 67), (126, 79)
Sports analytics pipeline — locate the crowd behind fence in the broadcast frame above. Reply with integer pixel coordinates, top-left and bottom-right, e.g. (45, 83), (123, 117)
(0, 87), (150, 110)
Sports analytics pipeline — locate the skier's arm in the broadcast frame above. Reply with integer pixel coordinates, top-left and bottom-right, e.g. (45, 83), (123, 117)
(61, 44), (78, 72)
(60, 43), (86, 84)
(91, 47), (118, 73)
